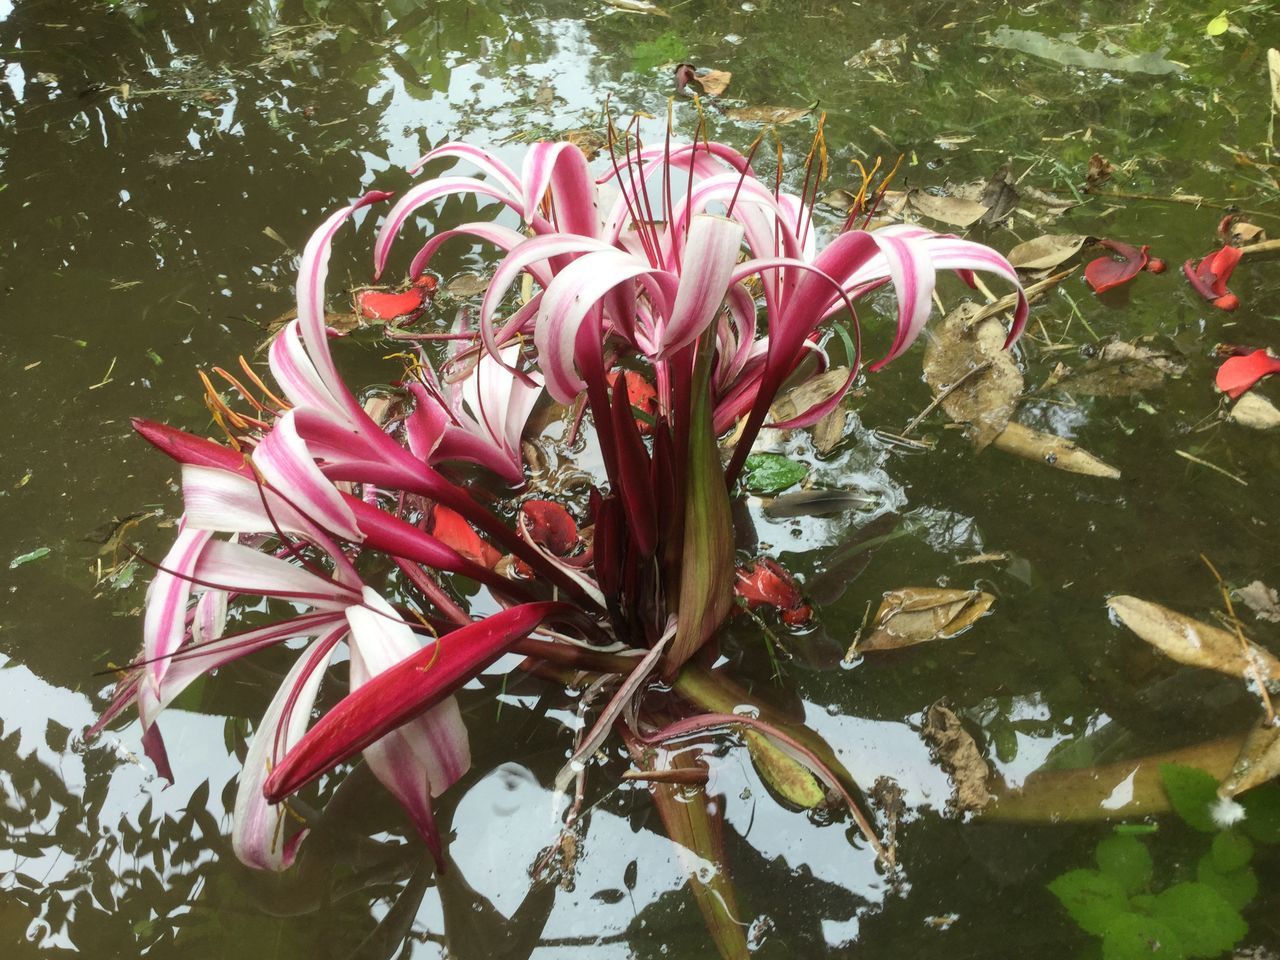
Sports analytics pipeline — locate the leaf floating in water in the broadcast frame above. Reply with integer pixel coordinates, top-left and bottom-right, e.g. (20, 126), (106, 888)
(1235, 580), (1280, 623)
(991, 423), (1120, 479)
(987, 26), (1185, 75)
(9, 547), (50, 569)
(1047, 340), (1186, 396)
(1221, 719), (1280, 797)
(856, 587), (994, 655)
(1106, 596), (1280, 683)
(674, 63), (732, 96)
(1205, 11), (1230, 37)
(1007, 233), (1093, 271)
(741, 453), (807, 494)
(921, 302), (1023, 450)
(725, 104), (812, 125)
(902, 189), (990, 229)
(763, 489), (874, 518)
(602, 0), (668, 15)
(444, 272), (490, 298)
(922, 702), (993, 813)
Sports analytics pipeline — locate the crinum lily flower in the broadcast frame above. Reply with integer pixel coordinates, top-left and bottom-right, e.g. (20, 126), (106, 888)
(98, 125), (1031, 959)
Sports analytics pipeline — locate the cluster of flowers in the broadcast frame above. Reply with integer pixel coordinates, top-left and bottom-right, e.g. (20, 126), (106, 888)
(92, 133), (1026, 874)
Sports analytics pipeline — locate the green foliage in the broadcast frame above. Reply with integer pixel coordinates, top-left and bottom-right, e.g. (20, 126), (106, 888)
(631, 32), (688, 72)
(1238, 784), (1280, 843)
(1149, 883), (1246, 958)
(1050, 815), (1261, 960)
(1094, 834), (1153, 895)
(1159, 763), (1220, 833)
(741, 453), (808, 494)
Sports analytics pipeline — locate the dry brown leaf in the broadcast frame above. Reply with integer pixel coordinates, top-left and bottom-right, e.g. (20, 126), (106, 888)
(1007, 234), (1092, 271)
(907, 189), (990, 228)
(1221, 718), (1280, 796)
(1236, 581), (1280, 623)
(768, 367), (850, 425)
(1086, 152), (1114, 189)
(1229, 221), (1267, 246)
(1230, 392), (1280, 430)
(856, 587), (994, 654)
(1047, 340), (1186, 396)
(991, 422), (1120, 479)
(601, 0), (668, 14)
(693, 68), (732, 96)
(922, 702), (993, 813)
(725, 104), (811, 124)
(812, 400), (850, 454)
(1107, 595), (1280, 682)
(445, 273), (489, 298)
(562, 128), (606, 160)
(922, 302), (1023, 450)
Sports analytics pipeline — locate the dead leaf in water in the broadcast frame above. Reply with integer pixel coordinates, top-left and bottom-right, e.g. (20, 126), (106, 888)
(562, 128), (606, 160)
(601, 0), (668, 14)
(922, 702), (993, 813)
(1047, 340), (1186, 396)
(812, 399), (850, 454)
(922, 303), (1023, 450)
(1107, 595), (1280, 682)
(991, 422), (1120, 479)
(768, 367), (851, 425)
(1221, 719), (1280, 796)
(978, 166), (1019, 224)
(1086, 152), (1114, 190)
(1230, 392), (1280, 431)
(1236, 581), (1280, 623)
(1007, 234), (1093, 271)
(906, 189), (990, 228)
(725, 104), (812, 125)
(445, 273), (490, 298)
(856, 587), (994, 654)
(763, 489), (875, 518)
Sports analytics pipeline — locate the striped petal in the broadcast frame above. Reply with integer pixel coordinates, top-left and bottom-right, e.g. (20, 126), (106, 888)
(252, 411), (363, 543)
(232, 632), (339, 871)
(657, 214), (744, 357)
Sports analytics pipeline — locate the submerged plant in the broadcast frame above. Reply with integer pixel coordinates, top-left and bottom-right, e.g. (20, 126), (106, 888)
(93, 123), (1026, 957)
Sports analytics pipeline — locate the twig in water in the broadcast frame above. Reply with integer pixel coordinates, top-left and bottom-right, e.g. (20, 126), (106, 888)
(1201, 554), (1275, 724)
(903, 360), (993, 436)
(1175, 449), (1247, 486)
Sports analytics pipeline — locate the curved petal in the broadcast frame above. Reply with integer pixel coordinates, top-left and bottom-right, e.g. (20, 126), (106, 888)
(252, 411), (363, 543)
(141, 524), (213, 704)
(374, 178), (523, 278)
(194, 540), (360, 609)
(520, 141), (599, 237)
(657, 214), (745, 357)
(232, 633), (338, 871)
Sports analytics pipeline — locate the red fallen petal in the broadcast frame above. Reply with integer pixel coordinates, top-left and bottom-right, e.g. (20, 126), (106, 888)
(1215, 349), (1280, 399)
(519, 499), (579, 556)
(781, 604), (813, 627)
(355, 288), (426, 321)
(413, 274), (440, 293)
(1144, 258), (1166, 274)
(1217, 214), (1236, 240)
(735, 558), (804, 613)
(429, 505), (501, 569)
(1213, 294), (1240, 312)
(1085, 241), (1149, 293)
(607, 370), (659, 436)
(1207, 245), (1242, 295)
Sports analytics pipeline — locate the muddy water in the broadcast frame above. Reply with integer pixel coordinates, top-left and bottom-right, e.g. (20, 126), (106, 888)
(2, 1), (1279, 957)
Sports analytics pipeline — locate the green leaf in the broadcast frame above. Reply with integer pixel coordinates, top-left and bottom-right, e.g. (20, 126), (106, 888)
(1101, 913), (1186, 960)
(1205, 11), (1229, 37)
(1210, 831), (1253, 872)
(1195, 855), (1258, 911)
(1159, 763), (1220, 832)
(1048, 869), (1129, 936)
(1149, 882), (1247, 958)
(742, 453), (808, 494)
(1095, 834), (1153, 895)
(668, 336), (736, 678)
(631, 32), (688, 72)
(9, 547), (50, 569)
(1239, 784), (1280, 843)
